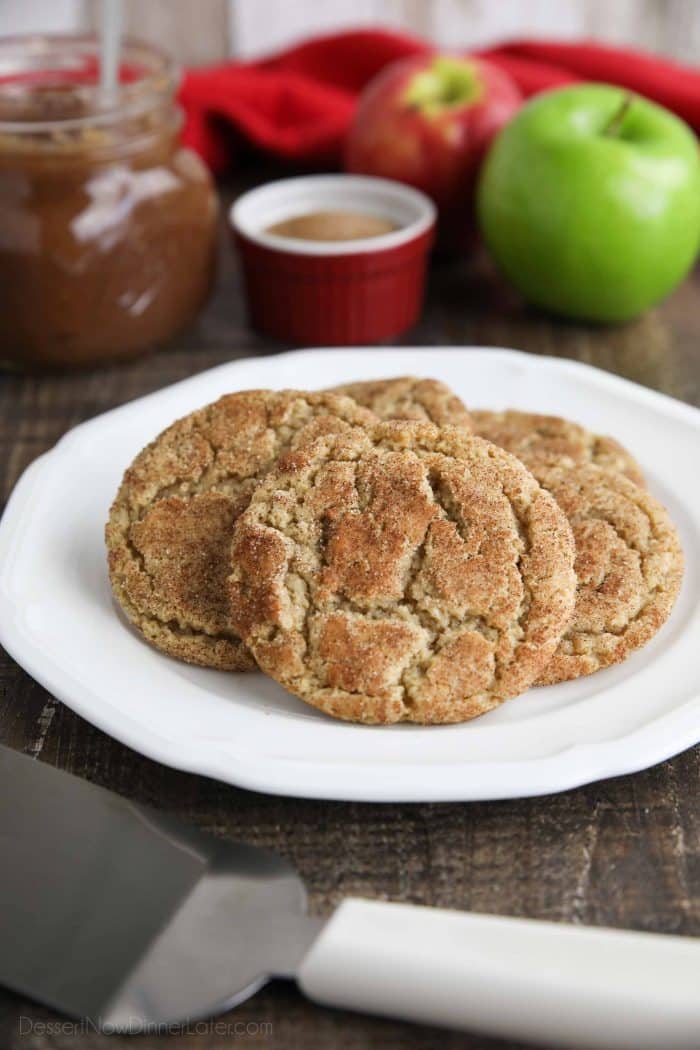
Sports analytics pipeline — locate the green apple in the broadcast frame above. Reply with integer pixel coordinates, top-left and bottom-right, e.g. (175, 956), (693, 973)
(477, 84), (700, 322)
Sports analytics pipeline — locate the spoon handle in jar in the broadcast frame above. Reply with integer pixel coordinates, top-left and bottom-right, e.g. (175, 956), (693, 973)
(99, 0), (123, 106)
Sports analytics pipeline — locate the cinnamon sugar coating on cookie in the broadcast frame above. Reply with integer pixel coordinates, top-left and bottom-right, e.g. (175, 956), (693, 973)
(472, 410), (645, 486)
(329, 376), (473, 430)
(229, 421), (576, 724)
(106, 390), (377, 670)
(531, 463), (683, 685)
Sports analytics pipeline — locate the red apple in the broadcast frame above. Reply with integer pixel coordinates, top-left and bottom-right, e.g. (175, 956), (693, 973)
(344, 54), (522, 248)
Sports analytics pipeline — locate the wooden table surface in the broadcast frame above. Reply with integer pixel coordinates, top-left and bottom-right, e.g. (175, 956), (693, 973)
(1, 179), (699, 1050)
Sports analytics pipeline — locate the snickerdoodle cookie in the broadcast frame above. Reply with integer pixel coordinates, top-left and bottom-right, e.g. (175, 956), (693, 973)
(228, 421), (576, 724)
(329, 376), (473, 429)
(531, 462), (683, 685)
(106, 390), (377, 670)
(472, 410), (645, 486)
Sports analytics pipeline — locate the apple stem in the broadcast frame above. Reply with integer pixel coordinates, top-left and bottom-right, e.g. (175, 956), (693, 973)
(602, 94), (633, 137)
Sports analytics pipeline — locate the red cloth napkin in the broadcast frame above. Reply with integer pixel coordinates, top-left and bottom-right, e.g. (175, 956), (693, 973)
(179, 29), (700, 174)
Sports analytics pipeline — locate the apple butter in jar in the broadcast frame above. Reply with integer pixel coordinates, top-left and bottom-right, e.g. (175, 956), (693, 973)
(0, 35), (217, 368)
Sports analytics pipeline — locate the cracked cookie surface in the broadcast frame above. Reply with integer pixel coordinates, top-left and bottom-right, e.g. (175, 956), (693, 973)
(328, 376), (473, 429)
(530, 463), (683, 685)
(472, 410), (645, 486)
(106, 390), (377, 670)
(228, 420), (576, 723)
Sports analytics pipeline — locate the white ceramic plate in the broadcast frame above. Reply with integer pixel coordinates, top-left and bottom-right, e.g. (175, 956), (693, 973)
(1, 348), (699, 802)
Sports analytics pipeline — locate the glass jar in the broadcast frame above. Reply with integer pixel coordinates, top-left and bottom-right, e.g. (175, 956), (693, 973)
(0, 35), (218, 369)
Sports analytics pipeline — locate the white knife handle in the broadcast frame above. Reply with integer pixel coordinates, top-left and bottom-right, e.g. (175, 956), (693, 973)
(297, 898), (700, 1049)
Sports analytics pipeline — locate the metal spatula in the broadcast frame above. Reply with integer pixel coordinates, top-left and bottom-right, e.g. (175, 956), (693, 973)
(1, 744), (698, 1049)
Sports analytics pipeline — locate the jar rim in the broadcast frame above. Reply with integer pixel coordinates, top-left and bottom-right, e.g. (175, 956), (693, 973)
(0, 33), (180, 134)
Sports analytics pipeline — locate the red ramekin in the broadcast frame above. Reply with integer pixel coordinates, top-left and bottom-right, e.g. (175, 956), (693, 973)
(230, 175), (436, 346)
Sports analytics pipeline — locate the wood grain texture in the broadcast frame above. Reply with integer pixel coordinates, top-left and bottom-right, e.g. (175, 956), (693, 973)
(18, 0), (696, 62)
(0, 177), (699, 1049)
(427, 0), (700, 61)
(83, 0), (232, 66)
(229, 0), (700, 61)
